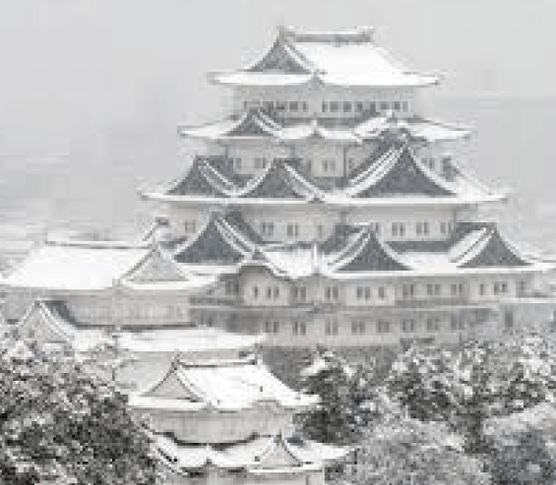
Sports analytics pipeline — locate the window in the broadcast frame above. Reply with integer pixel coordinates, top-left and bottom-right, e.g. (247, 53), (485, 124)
(317, 224), (324, 239)
(252, 286), (259, 299)
(451, 283), (464, 297)
(289, 101), (299, 112)
(343, 102), (352, 112)
(380, 101), (389, 111)
(276, 102), (286, 111)
(325, 287), (339, 301)
(518, 280), (527, 296)
(402, 319), (415, 333)
(479, 283), (486, 296)
(265, 321), (280, 334)
(351, 321), (365, 334)
(287, 223), (299, 238)
(273, 286), (280, 299)
(263, 101), (273, 111)
(426, 317), (440, 332)
(378, 287), (386, 300)
(356, 287), (364, 300)
(393, 101), (401, 111)
(364, 287), (371, 300)
(426, 284), (441, 297)
(325, 319), (339, 335)
(302, 101), (308, 112)
(402, 283), (416, 299)
(260, 222), (275, 237)
(266, 287), (272, 299)
(440, 222), (448, 235)
(323, 160), (336, 173)
(184, 220), (197, 233)
(356, 102), (364, 112)
(392, 223), (406, 237)
(450, 315), (459, 330)
(402, 101), (409, 112)
(330, 101), (339, 112)
(254, 157), (267, 169)
(293, 321), (306, 336)
(322, 102), (328, 112)
(369, 101), (377, 113)
(377, 320), (390, 333)
(293, 286), (307, 302)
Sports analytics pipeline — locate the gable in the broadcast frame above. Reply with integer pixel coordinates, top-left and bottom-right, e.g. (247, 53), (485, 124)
(18, 305), (69, 343)
(255, 436), (304, 469)
(126, 250), (186, 283)
(248, 38), (310, 74)
(460, 230), (530, 269)
(146, 370), (203, 402)
(354, 147), (455, 198)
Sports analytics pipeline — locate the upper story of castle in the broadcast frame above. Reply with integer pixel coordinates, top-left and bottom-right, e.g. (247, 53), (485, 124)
(210, 26), (438, 122)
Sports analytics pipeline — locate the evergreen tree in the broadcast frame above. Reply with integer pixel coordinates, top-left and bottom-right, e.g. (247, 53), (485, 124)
(298, 349), (384, 445)
(0, 337), (157, 485)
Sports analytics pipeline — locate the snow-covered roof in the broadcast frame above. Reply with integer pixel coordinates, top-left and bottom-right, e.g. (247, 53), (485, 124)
(179, 109), (468, 144)
(2, 239), (215, 293)
(212, 26), (438, 88)
(235, 221), (546, 281)
(355, 114), (470, 142)
(16, 299), (264, 354)
(133, 355), (318, 413)
(174, 212), (259, 267)
(154, 432), (347, 471)
(3, 239), (150, 291)
(145, 141), (504, 207)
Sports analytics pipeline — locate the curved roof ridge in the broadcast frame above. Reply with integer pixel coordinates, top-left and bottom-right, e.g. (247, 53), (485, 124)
(347, 143), (457, 198)
(329, 225), (409, 273)
(455, 225), (531, 268)
(280, 25), (374, 44)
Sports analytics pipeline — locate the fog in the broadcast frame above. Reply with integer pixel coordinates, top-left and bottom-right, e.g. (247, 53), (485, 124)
(0, 0), (554, 252)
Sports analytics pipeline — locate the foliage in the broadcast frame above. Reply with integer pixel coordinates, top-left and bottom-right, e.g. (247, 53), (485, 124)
(0, 337), (157, 485)
(298, 349), (386, 445)
(387, 336), (556, 452)
(348, 416), (490, 485)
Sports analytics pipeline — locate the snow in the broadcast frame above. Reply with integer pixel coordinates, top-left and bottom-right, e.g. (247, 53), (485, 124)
(212, 28), (438, 88)
(4, 239), (149, 291)
(154, 432), (346, 470)
(138, 356), (318, 412)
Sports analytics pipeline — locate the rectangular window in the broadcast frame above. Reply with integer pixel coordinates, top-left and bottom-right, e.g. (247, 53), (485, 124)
(322, 102), (328, 112)
(393, 101), (401, 111)
(426, 317), (440, 332)
(253, 286), (259, 299)
(378, 287), (386, 299)
(518, 280), (527, 296)
(450, 315), (460, 331)
(351, 321), (365, 334)
(356, 287), (364, 300)
(343, 102), (352, 112)
(402, 319), (415, 333)
(380, 101), (389, 111)
(402, 284), (416, 299)
(289, 101), (299, 112)
(402, 101), (409, 112)
(287, 223), (299, 237)
(302, 101), (308, 112)
(273, 286), (280, 299)
(276, 102), (286, 111)
(330, 101), (339, 112)
(364, 287), (371, 300)
(325, 319), (339, 335)
(266, 287), (273, 299)
(479, 283), (486, 296)
(356, 102), (364, 112)
(377, 320), (390, 333)
(369, 101), (377, 113)
(263, 101), (273, 111)
(293, 321), (306, 335)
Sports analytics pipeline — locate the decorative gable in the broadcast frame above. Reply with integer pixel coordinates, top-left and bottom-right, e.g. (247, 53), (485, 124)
(146, 368), (204, 402)
(254, 434), (305, 469)
(248, 37), (311, 74)
(126, 248), (187, 283)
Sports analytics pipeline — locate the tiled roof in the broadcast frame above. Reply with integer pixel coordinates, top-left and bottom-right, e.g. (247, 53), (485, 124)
(236, 159), (321, 200)
(213, 26), (438, 87)
(457, 227), (531, 269)
(167, 157), (236, 197)
(330, 227), (409, 273)
(346, 144), (456, 198)
(174, 213), (257, 266)
(154, 432), (346, 471)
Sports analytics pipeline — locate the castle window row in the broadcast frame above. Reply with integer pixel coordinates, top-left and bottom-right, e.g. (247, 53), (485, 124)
(242, 99), (410, 116)
(252, 220), (454, 240)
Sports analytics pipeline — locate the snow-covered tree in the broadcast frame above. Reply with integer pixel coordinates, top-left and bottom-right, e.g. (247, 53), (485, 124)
(347, 416), (490, 485)
(298, 349), (385, 445)
(0, 337), (157, 485)
(387, 336), (556, 452)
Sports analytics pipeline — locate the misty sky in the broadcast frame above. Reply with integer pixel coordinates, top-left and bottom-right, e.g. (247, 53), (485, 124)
(0, 0), (555, 140)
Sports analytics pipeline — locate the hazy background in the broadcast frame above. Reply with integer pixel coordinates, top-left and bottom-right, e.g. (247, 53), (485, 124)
(0, 0), (555, 262)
